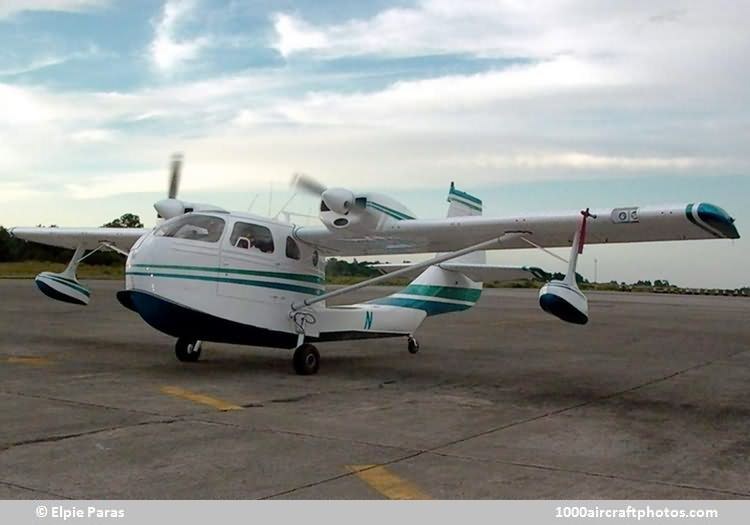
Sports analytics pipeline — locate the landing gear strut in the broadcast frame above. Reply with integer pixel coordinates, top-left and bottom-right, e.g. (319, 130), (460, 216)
(293, 343), (320, 375)
(175, 338), (202, 362)
(407, 335), (420, 354)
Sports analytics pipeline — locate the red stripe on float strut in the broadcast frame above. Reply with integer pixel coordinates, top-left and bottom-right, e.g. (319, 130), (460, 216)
(578, 208), (596, 254)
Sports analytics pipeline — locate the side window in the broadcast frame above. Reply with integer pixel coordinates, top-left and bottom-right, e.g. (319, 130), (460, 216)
(285, 236), (301, 260)
(229, 222), (275, 254)
(155, 214), (225, 243)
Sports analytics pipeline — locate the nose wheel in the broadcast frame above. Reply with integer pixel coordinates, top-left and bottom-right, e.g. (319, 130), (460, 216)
(175, 338), (202, 362)
(407, 335), (420, 354)
(293, 343), (320, 375)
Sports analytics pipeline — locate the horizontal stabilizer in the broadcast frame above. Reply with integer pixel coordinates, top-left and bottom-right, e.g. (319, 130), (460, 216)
(372, 263), (549, 283)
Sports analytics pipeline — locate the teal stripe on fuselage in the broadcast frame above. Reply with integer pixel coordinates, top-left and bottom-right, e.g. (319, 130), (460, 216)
(369, 296), (472, 316)
(400, 284), (481, 302)
(130, 263), (324, 284)
(126, 271), (324, 296)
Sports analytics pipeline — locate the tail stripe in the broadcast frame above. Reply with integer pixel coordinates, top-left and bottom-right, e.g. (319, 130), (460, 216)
(369, 297), (473, 316)
(369, 284), (481, 316)
(401, 284), (481, 302)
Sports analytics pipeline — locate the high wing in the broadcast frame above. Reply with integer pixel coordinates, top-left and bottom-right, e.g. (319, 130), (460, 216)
(295, 202), (739, 256)
(10, 227), (150, 253)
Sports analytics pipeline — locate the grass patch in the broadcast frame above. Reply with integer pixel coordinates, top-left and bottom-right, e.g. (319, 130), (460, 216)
(0, 261), (124, 279)
(326, 275), (410, 286)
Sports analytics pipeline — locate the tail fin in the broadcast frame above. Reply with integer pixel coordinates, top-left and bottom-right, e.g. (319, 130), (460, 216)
(366, 183), (486, 319)
(445, 182), (485, 265)
(447, 181), (482, 217)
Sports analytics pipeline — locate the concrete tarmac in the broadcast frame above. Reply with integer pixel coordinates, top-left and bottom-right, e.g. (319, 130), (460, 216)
(0, 279), (748, 499)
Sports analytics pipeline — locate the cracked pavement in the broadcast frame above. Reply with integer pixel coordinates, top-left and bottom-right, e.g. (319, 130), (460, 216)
(0, 279), (748, 499)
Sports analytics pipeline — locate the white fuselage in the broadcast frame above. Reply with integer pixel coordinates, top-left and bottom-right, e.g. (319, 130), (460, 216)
(125, 212), (323, 339)
(121, 211), (427, 348)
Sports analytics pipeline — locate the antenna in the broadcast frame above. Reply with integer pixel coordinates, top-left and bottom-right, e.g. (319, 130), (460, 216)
(274, 191), (298, 221)
(247, 193), (259, 212)
(268, 182), (273, 217)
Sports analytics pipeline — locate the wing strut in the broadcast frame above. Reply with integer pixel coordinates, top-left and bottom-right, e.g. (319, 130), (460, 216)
(290, 232), (523, 311)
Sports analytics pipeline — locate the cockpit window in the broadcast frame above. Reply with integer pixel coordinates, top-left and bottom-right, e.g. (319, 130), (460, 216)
(285, 236), (301, 260)
(230, 222), (275, 254)
(154, 214), (225, 243)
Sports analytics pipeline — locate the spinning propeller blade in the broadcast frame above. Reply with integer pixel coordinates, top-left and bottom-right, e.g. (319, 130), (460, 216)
(156, 153), (183, 219)
(168, 153), (182, 199)
(291, 172), (327, 196)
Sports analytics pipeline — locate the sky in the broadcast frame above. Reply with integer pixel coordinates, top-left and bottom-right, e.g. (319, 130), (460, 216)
(0, 0), (748, 288)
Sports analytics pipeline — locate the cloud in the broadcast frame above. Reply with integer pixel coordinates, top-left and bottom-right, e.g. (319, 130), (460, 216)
(268, 57), (626, 127)
(0, 0), (107, 18)
(272, 1), (746, 64)
(272, 14), (328, 58)
(0, 0), (746, 205)
(271, 0), (750, 101)
(0, 182), (42, 203)
(461, 153), (720, 171)
(0, 46), (105, 77)
(272, 1), (592, 59)
(149, 0), (211, 72)
(70, 128), (118, 143)
(0, 83), (71, 125)
(64, 170), (165, 199)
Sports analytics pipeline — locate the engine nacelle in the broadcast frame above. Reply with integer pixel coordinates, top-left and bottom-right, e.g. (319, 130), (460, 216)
(538, 280), (588, 325)
(320, 210), (365, 231)
(319, 190), (373, 233)
(321, 188), (355, 215)
(35, 271), (90, 306)
(154, 198), (227, 219)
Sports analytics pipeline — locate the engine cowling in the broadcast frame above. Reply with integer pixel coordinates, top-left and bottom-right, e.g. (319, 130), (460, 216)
(538, 280), (588, 325)
(319, 189), (371, 232)
(154, 198), (227, 219)
(321, 188), (355, 215)
(319, 209), (365, 231)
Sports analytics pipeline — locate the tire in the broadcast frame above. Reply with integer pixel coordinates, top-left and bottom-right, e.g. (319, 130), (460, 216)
(175, 338), (201, 363)
(408, 336), (420, 354)
(293, 344), (320, 375)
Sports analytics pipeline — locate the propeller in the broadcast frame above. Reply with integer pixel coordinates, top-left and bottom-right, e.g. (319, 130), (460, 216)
(289, 172), (357, 215)
(290, 172), (327, 196)
(168, 153), (182, 199)
(155, 153), (184, 219)
(153, 153), (228, 220)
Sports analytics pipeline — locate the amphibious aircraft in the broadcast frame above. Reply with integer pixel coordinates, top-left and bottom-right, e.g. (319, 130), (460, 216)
(10, 156), (740, 374)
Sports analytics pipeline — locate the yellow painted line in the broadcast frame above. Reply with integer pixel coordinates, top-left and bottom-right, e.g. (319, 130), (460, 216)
(160, 386), (242, 412)
(348, 464), (431, 500)
(6, 356), (52, 366)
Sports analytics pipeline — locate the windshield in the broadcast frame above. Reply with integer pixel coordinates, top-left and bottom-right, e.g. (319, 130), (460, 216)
(154, 214), (225, 243)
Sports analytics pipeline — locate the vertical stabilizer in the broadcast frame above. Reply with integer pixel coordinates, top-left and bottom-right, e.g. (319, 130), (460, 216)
(447, 181), (482, 218)
(445, 182), (485, 264)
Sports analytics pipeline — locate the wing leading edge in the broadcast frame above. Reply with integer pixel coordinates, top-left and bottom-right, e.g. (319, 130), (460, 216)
(10, 227), (150, 252)
(295, 202), (739, 256)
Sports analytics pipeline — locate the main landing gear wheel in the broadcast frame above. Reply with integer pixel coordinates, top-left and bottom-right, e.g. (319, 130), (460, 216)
(293, 343), (320, 375)
(175, 338), (202, 363)
(407, 335), (420, 354)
